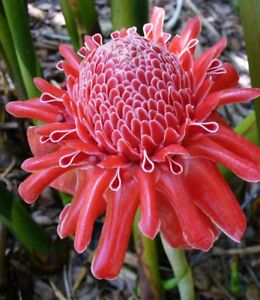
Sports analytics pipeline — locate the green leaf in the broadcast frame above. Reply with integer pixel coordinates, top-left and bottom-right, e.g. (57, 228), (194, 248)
(0, 183), (51, 256)
(77, 0), (101, 35)
(65, 0), (101, 45)
(59, 191), (72, 206)
(133, 0), (149, 34)
(60, 0), (80, 50)
(2, 0), (41, 98)
(240, 0), (260, 141)
(0, 4), (26, 98)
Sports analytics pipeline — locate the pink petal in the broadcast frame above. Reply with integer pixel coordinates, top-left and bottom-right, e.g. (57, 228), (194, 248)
(27, 126), (60, 156)
(187, 135), (260, 182)
(58, 169), (106, 238)
(194, 38), (227, 88)
(209, 124), (260, 165)
(34, 77), (66, 97)
(21, 147), (75, 171)
(91, 179), (139, 279)
(169, 16), (201, 54)
(195, 88), (260, 121)
(59, 44), (80, 67)
(157, 170), (217, 251)
(132, 166), (160, 239)
(149, 7), (165, 42)
(157, 192), (191, 249)
(74, 167), (115, 253)
(6, 99), (62, 123)
(50, 169), (77, 195)
(62, 61), (79, 78)
(184, 159), (246, 242)
(19, 166), (74, 203)
(210, 63), (239, 92)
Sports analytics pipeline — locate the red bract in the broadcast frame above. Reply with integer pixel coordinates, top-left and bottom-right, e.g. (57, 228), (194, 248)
(6, 7), (260, 279)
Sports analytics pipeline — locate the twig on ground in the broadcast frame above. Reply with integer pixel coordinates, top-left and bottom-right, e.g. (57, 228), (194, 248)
(63, 265), (73, 300)
(1, 157), (16, 178)
(72, 266), (88, 293)
(49, 280), (67, 300)
(213, 245), (260, 256)
(245, 265), (260, 289)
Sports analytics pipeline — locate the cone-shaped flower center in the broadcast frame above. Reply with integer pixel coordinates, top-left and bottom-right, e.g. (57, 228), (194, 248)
(77, 35), (191, 158)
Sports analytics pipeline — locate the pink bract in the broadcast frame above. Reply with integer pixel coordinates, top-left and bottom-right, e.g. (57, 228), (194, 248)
(6, 7), (260, 279)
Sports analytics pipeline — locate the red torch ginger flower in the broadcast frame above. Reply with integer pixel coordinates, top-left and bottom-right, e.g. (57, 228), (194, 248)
(6, 7), (260, 279)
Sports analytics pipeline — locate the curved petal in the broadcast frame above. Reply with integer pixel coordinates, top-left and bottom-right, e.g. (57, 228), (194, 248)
(35, 122), (75, 136)
(210, 63), (239, 92)
(27, 126), (60, 156)
(59, 44), (80, 68)
(74, 167), (115, 253)
(19, 166), (74, 203)
(194, 38), (227, 89)
(132, 166), (160, 239)
(184, 159), (246, 242)
(51, 169), (77, 195)
(151, 144), (189, 162)
(21, 147), (75, 171)
(91, 179), (139, 279)
(195, 88), (260, 121)
(157, 170), (217, 251)
(157, 192), (191, 249)
(187, 136), (260, 182)
(146, 7), (171, 44)
(6, 99), (63, 123)
(34, 77), (66, 98)
(208, 124), (260, 165)
(58, 169), (106, 238)
(168, 16), (201, 54)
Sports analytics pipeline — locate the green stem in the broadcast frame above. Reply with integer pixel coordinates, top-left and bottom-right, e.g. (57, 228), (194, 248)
(161, 235), (195, 300)
(132, 0), (149, 34)
(133, 211), (162, 300)
(240, 0), (260, 141)
(66, 0), (101, 45)
(111, 0), (134, 31)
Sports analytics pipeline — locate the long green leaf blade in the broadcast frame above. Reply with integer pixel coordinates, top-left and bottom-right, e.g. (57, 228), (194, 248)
(0, 183), (51, 256)
(60, 0), (80, 50)
(240, 0), (260, 141)
(0, 4), (26, 97)
(2, 0), (41, 98)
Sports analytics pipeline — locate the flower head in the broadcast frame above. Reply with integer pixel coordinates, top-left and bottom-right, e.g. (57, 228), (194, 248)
(6, 7), (260, 279)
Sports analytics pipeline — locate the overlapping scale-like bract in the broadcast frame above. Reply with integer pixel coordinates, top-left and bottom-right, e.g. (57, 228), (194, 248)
(6, 6), (260, 279)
